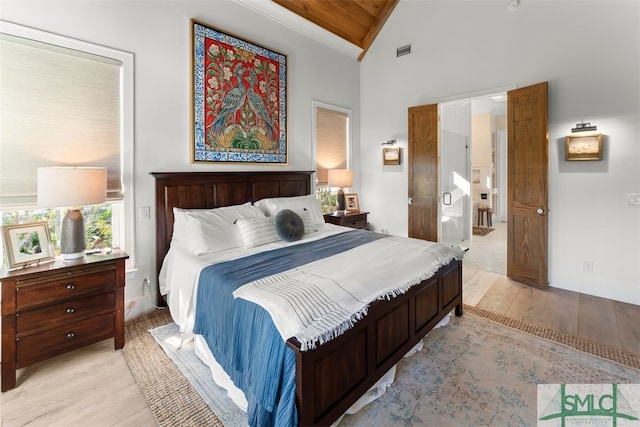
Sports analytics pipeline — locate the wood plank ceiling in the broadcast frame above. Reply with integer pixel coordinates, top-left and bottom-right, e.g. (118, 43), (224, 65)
(272, 0), (399, 61)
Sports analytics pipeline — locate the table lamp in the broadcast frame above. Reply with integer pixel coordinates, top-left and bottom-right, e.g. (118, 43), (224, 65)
(328, 169), (353, 211)
(37, 167), (107, 260)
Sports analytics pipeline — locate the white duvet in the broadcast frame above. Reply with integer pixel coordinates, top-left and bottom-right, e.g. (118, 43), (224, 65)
(160, 223), (463, 346)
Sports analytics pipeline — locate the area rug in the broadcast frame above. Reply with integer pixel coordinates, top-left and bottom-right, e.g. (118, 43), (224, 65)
(473, 226), (494, 236)
(124, 308), (224, 427)
(124, 307), (640, 427)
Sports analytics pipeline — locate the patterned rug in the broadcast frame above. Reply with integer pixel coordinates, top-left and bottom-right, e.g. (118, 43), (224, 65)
(124, 306), (640, 427)
(473, 226), (494, 236)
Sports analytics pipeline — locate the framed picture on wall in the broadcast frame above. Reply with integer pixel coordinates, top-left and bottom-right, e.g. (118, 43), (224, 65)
(565, 133), (603, 161)
(383, 147), (401, 165)
(191, 19), (288, 163)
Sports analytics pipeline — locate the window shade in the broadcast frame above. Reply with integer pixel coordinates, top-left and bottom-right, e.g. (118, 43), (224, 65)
(316, 107), (348, 186)
(0, 33), (123, 208)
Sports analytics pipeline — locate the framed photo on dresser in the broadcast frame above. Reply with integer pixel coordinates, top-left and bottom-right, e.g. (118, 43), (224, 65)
(1, 221), (54, 269)
(345, 193), (360, 212)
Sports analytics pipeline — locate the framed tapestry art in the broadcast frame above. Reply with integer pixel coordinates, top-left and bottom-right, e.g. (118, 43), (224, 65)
(191, 20), (287, 163)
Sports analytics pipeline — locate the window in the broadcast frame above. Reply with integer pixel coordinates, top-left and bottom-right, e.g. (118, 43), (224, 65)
(312, 101), (351, 209)
(0, 22), (134, 268)
(313, 103), (350, 185)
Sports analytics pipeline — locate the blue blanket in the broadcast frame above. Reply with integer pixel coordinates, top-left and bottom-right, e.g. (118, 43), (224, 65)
(193, 230), (388, 427)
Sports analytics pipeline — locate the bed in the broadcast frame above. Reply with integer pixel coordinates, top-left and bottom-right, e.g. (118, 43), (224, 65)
(151, 170), (463, 426)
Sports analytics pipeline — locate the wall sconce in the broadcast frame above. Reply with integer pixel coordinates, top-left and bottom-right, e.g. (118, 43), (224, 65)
(571, 122), (597, 133)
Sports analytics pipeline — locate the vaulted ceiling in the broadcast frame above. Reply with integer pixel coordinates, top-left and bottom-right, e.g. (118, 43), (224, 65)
(272, 0), (399, 60)
(236, 0), (399, 61)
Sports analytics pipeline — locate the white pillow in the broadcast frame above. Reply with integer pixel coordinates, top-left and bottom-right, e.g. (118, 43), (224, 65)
(172, 203), (265, 255)
(236, 216), (279, 248)
(283, 208), (318, 234)
(254, 195), (324, 228)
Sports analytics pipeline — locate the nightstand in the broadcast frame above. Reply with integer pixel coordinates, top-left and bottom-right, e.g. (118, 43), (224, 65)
(324, 211), (369, 229)
(1, 251), (128, 391)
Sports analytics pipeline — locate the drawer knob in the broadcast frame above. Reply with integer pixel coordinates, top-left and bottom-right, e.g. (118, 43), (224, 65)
(66, 307), (76, 314)
(66, 284), (76, 290)
(66, 332), (76, 339)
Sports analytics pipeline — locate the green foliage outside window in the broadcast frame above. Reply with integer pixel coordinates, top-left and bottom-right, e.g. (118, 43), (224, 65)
(317, 187), (337, 213)
(1, 205), (112, 255)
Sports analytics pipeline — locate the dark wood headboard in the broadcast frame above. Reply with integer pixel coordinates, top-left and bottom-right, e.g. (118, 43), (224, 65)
(150, 171), (313, 306)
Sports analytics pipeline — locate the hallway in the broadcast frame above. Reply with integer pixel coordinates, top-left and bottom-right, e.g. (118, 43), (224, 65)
(461, 220), (506, 275)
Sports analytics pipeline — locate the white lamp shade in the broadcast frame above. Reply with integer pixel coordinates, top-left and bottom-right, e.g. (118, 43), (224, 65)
(38, 167), (107, 208)
(328, 169), (353, 188)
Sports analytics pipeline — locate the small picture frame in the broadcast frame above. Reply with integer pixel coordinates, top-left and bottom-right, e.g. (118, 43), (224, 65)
(345, 193), (360, 212)
(565, 133), (603, 161)
(383, 147), (401, 165)
(1, 221), (55, 269)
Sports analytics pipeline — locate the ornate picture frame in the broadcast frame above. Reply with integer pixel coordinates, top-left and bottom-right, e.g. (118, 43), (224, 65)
(1, 221), (54, 269)
(191, 19), (287, 163)
(345, 193), (360, 212)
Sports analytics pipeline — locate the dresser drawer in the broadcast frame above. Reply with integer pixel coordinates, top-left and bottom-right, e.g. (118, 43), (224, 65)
(16, 312), (115, 367)
(16, 292), (115, 334)
(15, 268), (115, 311)
(342, 216), (367, 229)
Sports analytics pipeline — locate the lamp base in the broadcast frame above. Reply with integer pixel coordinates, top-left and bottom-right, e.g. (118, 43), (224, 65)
(336, 188), (346, 211)
(60, 208), (86, 260)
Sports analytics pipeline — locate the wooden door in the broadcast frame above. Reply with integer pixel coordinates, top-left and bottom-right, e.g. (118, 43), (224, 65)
(408, 104), (438, 242)
(507, 82), (549, 289)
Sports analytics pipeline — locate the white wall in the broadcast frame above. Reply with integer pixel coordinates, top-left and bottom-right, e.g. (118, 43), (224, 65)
(0, 0), (361, 316)
(3, 0), (638, 308)
(360, 1), (640, 304)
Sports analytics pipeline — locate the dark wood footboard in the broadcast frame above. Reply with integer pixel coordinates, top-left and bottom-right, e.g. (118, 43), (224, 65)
(287, 259), (463, 426)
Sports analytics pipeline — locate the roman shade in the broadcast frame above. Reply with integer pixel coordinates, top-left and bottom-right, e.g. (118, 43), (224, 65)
(0, 33), (123, 208)
(315, 107), (348, 186)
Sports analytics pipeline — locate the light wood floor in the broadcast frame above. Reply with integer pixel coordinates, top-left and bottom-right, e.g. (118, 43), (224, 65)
(463, 266), (640, 355)
(1, 268), (638, 426)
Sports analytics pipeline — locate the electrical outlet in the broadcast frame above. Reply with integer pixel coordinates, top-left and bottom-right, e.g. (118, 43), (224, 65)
(583, 260), (594, 273)
(141, 278), (149, 294)
(627, 193), (640, 206)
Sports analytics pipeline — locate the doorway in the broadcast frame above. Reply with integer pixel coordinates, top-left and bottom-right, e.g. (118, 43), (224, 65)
(440, 94), (507, 275)
(409, 82), (549, 288)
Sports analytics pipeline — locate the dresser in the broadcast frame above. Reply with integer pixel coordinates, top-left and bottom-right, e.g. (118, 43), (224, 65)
(323, 211), (369, 229)
(1, 251), (128, 391)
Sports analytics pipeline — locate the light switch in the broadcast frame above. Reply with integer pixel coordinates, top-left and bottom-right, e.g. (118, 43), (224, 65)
(140, 206), (151, 220)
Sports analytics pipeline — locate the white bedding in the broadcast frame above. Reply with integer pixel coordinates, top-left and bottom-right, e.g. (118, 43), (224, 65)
(234, 233), (463, 350)
(159, 223), (350, 338)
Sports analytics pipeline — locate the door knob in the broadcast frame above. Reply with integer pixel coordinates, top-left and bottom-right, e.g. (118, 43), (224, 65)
(536, 208), (546, 215)
(408, 197), (413, 205)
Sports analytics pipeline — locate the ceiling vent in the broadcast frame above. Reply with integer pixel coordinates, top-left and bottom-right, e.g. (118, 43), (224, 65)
(396, 44), (411, 57)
